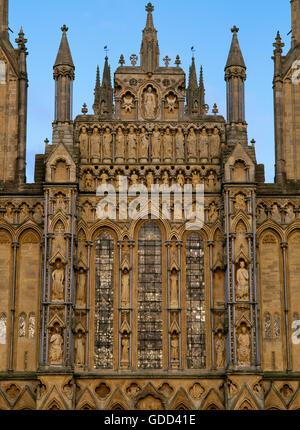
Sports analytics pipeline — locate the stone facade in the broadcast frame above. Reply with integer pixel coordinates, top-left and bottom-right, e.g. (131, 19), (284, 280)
(0, 0), (300, 410)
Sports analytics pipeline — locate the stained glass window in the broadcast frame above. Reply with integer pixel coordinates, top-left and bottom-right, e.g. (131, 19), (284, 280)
(264, 313), (271, 338)
(186, 233), (206, 369)
(94, 231), (114, 369)
(19, 313), (26, 337)
(138, 222), (162, 369)
(0, 314), (6, 345)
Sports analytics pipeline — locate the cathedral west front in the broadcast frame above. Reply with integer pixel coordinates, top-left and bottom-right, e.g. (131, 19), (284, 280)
(0, 0), (300, 410)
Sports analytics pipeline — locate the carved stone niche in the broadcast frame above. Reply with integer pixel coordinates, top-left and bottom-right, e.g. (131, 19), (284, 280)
(236, 319), (251, 367)
(121, 90), (136, 120)
(75, 261), (87, 308)
(235, 258), (249, 302)
(141, 84), (159, 120)
(74, 323), (86, 367)
(164, 91), (178, 120)
(48, 317), (65, 366)
(50, 256), (66, 303)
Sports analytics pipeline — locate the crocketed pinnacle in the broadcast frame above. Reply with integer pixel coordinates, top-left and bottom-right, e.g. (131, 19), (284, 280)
(102, 56), (112, 89)
(225, 26), (246, 69)
(188, 57), (198, 90)
(54, 25), (74, 68)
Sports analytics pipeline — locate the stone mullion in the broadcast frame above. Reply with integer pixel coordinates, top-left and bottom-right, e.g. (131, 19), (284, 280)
(128, 241), (134, 369)
(247, 233), (255, 366)
(176, 240), (183, 369)
(8, 242), (19, 371)
(225, 189), (232, 365)
(64, 232), (71, 366)
(45, 232), (53, 366)
(39, 190), (49, 366)
(165, 240), (172, 367)
(85, 240), (93, 369)
(208, 240), (215, 369)
(281, 241), (291, 371)
(251, 188), (260, 367)
(231, 233), (237, 365)
(68, 189), (77, 366)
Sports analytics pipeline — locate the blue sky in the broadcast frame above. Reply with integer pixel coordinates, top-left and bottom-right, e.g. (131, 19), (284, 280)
(10, 0), (291, 183)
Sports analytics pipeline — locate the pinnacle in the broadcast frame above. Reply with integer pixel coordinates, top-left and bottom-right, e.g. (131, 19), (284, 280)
(225, 26), (246, 69)
(54, 25), (74, 68)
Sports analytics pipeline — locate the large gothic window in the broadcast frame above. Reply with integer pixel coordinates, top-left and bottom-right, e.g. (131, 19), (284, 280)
(137, 222), (162, 369)
(94, 231), (114, 369)
(186, 233), (206, 369)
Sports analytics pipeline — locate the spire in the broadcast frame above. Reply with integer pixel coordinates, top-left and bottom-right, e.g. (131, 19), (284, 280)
(53, 25), (74, 123)
(95, 65), (101, 89)
(140, 3), (160, 72)
(199, 65), (205, 113)
(188, 57), (198, 90)
(93, 57), (113, 118)
(225, 26), (246, 69)
(54, 25), (74, 68)
(0, 0), (8, 36)
(102, 56), (112, 88)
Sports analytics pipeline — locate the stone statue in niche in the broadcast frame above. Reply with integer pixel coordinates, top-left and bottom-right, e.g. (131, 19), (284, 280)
(91, 127), (100, 160)
(121, 332), (130, 365)
(236, 260), (249, 301)
(49, 323), (63, 365)
(192, 171), (200, 189)
(271, 204), (281, 223)
(143, 86), (157, 119)
(206, 170), (217, 191)
(84, 171), (94, 191)
(74, 329), (85, 366)
(237, 323), (251, 366)
(162, 170), (169, 185)
(52, 259), (65, 302)
(115, 127), (125, 162)
(55, 193), (66, 212)
(130, 171), (139, 185)
(256, 205), (267, 224)
(166, 93), (176, 112)
(121, 267), (130, 308)
(210, 127), (220, 160)
(139, 127), (149, 162)
(79, 126), (89, 161)
(234, 194), (247, 212)
(102, 127), (112, 162)
(146, 171), (154, 189)
(5, 203), (14, 223)
(215, 329), (225, 369)
(170, 268), (179, 308)
(208, 202), (218, 223)
(127, 126), (137, 161)
(170, 331), (179, 362)
(122, 93), (134, 113)
(176, 171), (185, 188)
(285, 205), (295, 224)
(151, 126), (161, 162)
(175, 127), (185, 162)
(199, 128), (209, 160)
(76, 267), (86, 307)
(163, 127), (173, 162)
(187, 127), (197, 161)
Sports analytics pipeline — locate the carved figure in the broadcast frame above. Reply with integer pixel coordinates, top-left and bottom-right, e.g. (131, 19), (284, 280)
(187, 127), (197, 159)
(76, 268), (86, 307)
(127, 127), (137, 161)
(237, 324), (251, 366)
(52, 260), (64, 302)
(49, 324), (63, 364)
(75, 330), (85, 365)
(215, 330), (225, 368)
(210, 127), (220, 159)
(175, 127), (185, 161)
(144, 86), (156, 118)
(236, 260), (249, 301)
(102, 127), (112, 160)
(139, 127), (149, 161)
(152, 126), (161, 161)
(199, 128), (209, 159)
(121, 268), (130, 307)
(79, 126), (89, 160)
(91, 127), (100, 159)
(115, 127), (125, 161)
(122, 93), (134, 113)
(163, 127), (173, 161)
